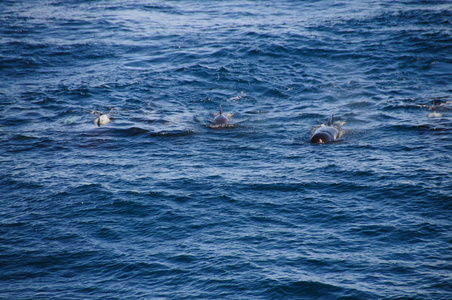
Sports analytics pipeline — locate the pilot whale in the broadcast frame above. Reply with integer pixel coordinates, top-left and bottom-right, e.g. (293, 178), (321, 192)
(310, 114), (341, 143)
(211, 106), (229, 125)
(94, 114), (110, 126)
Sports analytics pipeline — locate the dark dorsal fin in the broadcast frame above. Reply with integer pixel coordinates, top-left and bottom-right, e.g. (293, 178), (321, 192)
(219, 105), (223, 115)
(327, 114), (334, 126)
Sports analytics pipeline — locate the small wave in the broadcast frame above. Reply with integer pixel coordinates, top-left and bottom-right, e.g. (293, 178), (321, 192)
(9, 134), (39, 141)
(148, 130), (194, 138)
(142, 4), (176, 11)
(266, 279), (373, 299)
(85, 126), (195, 138)
(245, 110), (269, 114)
(206, 123), (237, 129)
(385, 96), (452, 112)
(123, 60), (151, 70)
(116, 127), (149, 136)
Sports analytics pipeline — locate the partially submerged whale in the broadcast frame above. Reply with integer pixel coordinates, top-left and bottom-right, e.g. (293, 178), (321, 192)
(310, 114), (341, 144)
(94, 114), (110, 126)
(211, 106), (229, 125)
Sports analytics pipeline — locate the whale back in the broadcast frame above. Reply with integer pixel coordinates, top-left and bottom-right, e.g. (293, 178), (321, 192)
(94, 114), (110, 126)
(212, 105), (229, 125)
(310, 114), (340, 143)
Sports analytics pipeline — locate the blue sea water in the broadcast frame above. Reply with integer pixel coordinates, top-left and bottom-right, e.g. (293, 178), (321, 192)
(1, 0), (451, 298)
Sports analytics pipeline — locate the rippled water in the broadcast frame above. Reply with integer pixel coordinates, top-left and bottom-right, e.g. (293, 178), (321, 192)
(1, 0), (451, 299)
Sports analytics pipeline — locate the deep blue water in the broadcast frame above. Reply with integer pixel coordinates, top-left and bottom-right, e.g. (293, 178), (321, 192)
(1, 0), (451, 299)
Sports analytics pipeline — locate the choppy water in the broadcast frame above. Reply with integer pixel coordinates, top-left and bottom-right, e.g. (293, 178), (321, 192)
(1, 0), (451, 299)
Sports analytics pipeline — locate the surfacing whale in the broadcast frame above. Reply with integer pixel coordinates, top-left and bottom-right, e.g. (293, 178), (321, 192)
(207, 106), (236, 128)
(94, 114), (110, 126)
(310, 114), (341, 144)
(211, 106), (229, 125)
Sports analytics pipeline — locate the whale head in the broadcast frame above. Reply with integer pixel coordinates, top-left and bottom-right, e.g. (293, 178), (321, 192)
(310, 131), (334, 144)
(310, 114), (340, 143)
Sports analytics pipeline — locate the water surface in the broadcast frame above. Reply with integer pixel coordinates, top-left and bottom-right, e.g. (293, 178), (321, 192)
(1, 0), (451, 299)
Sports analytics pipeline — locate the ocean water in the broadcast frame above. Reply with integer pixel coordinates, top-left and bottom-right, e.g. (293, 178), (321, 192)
(1, 0), (451, 298)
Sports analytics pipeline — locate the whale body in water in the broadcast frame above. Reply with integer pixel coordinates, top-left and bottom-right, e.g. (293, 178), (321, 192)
(310, 115), (341, 143)
(94, 114), (110, 126)
(211, 106), (229, 125)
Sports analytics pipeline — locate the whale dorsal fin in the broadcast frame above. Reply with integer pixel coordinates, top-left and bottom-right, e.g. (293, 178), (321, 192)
(327, 114), (334, 126)
(219, 105), (223, 115)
